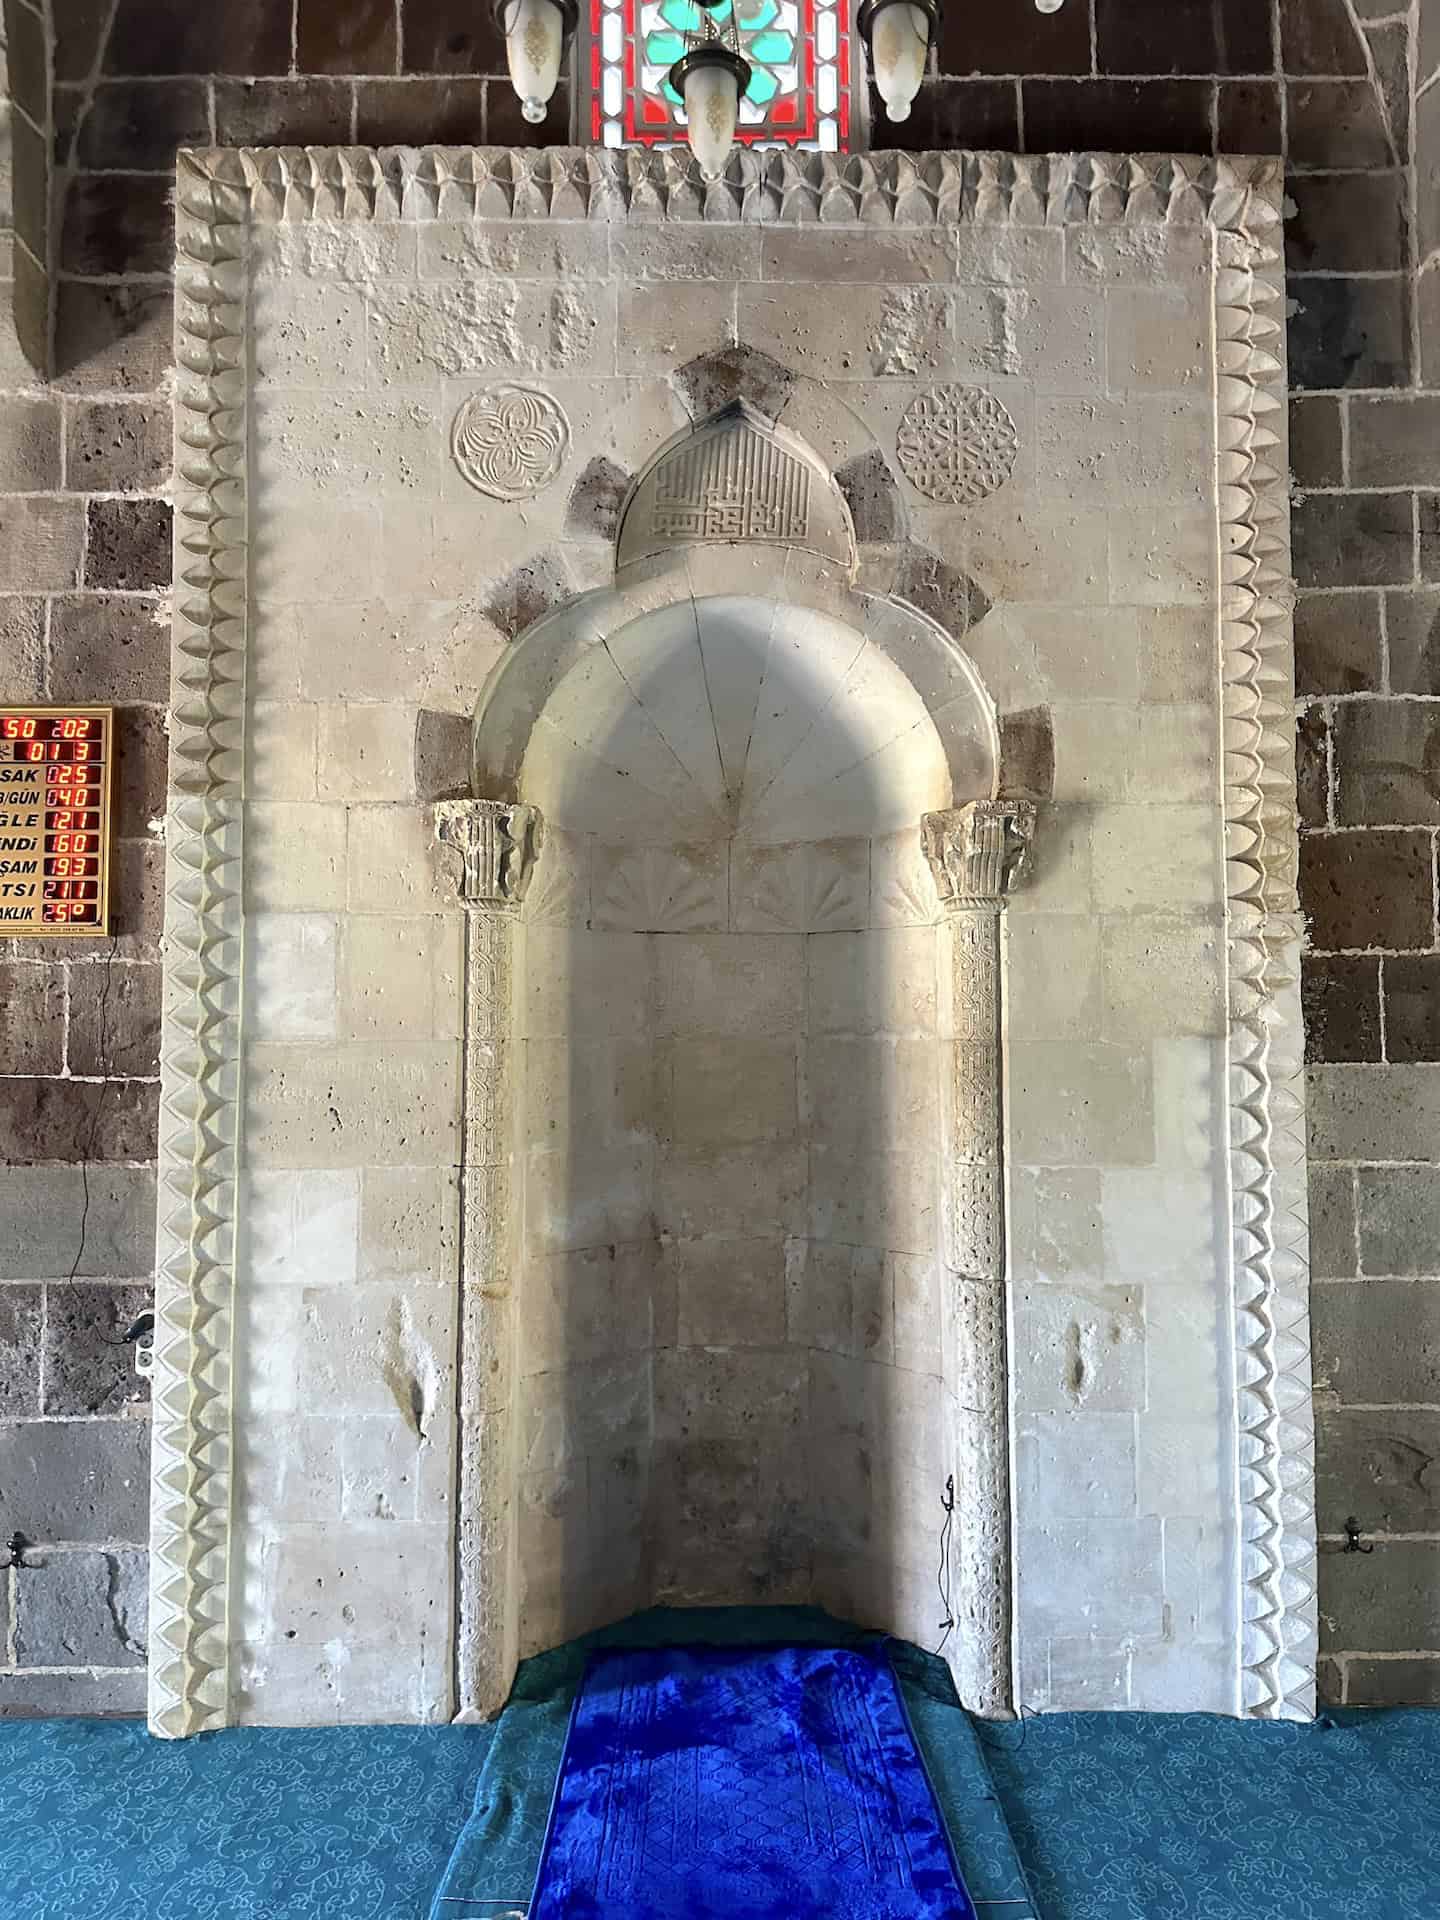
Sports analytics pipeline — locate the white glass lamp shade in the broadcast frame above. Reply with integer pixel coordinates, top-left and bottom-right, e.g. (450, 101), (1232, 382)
(501, 0), (565, 123)
(868, 0), (930, 123)
(681, 57), (742, 182)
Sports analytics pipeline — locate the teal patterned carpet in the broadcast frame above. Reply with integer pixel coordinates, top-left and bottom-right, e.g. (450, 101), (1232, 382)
(0, 1719), (493, 1920)
(2, 1649), (1439, 1920)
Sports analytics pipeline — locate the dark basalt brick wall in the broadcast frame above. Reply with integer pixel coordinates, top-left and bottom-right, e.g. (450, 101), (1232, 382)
(0, 0), (1436, 1712)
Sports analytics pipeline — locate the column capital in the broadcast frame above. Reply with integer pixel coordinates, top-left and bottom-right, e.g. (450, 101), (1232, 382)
(434, 798), (543, 909)
(921, 799), (1035, 909)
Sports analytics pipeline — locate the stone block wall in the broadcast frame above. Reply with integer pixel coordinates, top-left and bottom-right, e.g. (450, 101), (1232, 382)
(0, 0), (1435, 1712)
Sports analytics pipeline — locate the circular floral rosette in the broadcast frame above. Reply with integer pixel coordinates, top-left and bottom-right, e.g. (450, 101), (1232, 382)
(451, 385), (570, 502)
(895, 386), (1019, 507)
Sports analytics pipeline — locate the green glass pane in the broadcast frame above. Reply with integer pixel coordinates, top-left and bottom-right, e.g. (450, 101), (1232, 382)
(744, 63), (779, 102)
(662, 77), (682, 103)
(644, 29), (687, 63)
(734, 0), (778, 29)
(746, 28), (794, 63)
(658, 0), (704, 31)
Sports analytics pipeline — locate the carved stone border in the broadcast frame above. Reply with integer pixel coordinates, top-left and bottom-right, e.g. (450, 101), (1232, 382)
(152, 145), (1313, 1732)
(148, 162), (250, 1737)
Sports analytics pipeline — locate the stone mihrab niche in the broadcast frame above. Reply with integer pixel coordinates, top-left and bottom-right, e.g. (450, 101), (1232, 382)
(151, 146), (1313, 1737)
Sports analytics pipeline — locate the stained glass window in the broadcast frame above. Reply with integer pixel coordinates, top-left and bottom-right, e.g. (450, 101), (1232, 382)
(588, 0), (852, 153)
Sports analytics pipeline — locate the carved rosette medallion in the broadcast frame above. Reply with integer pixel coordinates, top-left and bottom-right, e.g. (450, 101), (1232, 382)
(451, 385), (570, 501)
(895, 386), (1018, 506)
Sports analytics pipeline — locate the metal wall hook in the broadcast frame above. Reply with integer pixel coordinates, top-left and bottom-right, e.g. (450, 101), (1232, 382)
(1343, 1517), (1374, 1554)
(1, 1532), (36, 1571)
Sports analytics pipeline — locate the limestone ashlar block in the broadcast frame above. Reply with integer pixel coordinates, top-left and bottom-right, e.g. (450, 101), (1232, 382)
(0, 497), (84, 591)
(366, 280), (619, 386)
(242, 1280), (454, 1425)
(1010, 1040), (1155, 1166)
(340, 913), (451, 1041)
(965, 496), (1112, 607)
(524, 1142), (654, 1255)
(522, 1037), (655, 1154)
(1010, 1166), (1105, 1289)
(1089, 804), (1222, 915)
(810, 1146), (940, 1259)
(1016, 1411), (1139, 1519)
(1017, 1515), (1165, 1639)
(0, 1078), (158, 1166)
(1135, 1414), (1223, 1518)
(1106, 287), (1209, 392)
(1007, 913), (1102, 1038)
(654, 933), (804, 1037)
(1099, 915), (1227, 1039)
(1308, 1063), (1440, 1162)
(255, 505), (382, 606)
(516, 1356), (651, 1477)
(252, 278), (367, 388)
(418, 222), (613, 283)
(737, 284), (960, 386)
(519, 1243), (663, 1374)
(662, 1037), (799, 1151)
(240, 1168), (359, 1287)
(13, 1547), (147, 1666)
(759, 228), (955, 286)
(347, 803), (453, 915)
(806, 1035), (937, 1156)
(0, 961), (65, 1074)
(1011, 1284), (1146, 1415)
(520, 928), (655, 1042)
(260, 1521), (452, 1652)
(0, 1417), (150, 1542)
(244, 912), (338, 1045)
(357, 1165), (459, 1285)
(785, 1241), (893, 1363)
(730, 840), (870, 934)
(1312, 1280), (1440, 1405)
(244, 801), (348, 912)
(256, 390), (448, 504)
(1064, 225), (1209, 289)
(242, 1043), (460, 1169)
(250, 221), (417, 286)
(1100, 1168), (1224, 1288)
(654, 1143), (808, 1242)
(807, 928), (938, 1035)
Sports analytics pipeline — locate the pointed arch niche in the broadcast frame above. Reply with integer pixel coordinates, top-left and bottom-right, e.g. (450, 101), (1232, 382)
(444, 407), (1031, 1719)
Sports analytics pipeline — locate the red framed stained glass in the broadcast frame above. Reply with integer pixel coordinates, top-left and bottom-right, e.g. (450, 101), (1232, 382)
(589, 0), (851, 151)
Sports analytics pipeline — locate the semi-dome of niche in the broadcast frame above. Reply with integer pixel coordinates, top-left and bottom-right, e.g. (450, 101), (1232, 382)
(614, 401), (855, 573)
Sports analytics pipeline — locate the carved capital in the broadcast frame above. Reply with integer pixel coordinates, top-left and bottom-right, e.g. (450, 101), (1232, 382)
(922, 800), (1035, 908)
(434, 799), (542, 909)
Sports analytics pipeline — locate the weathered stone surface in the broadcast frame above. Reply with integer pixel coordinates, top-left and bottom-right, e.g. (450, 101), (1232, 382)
(1308, 1164), (1358, 1278)
(1288, 274), (1409, 391)
(1350, 395), (1440, 488)
(1334, 703), (1440, 828)
(54, 280), (172, 393)
(1294, 591), (1384, 695)
(0, 1670), (146, 1717)
(835, 450), (904, 545)
(1309, 1064), (1440, 1162)
(0, 497), (83, 590)
(0, 1286), (41, 1417)
(0, 963), (65, 1075)
(414, 711), (471, 800)
(0, 395), (60, 489)
(1301, 953), (1381, 1063)
(1385, 590), (1440, 695)
(65, 400), (171, 493)
(0, 597), (46, 699)
(1292, 492), (1414, 589)
(1344, 1658), (1440, 1706)
(565, 455), (630, 544)
(0, 1077), (159, 1166)
(61, 174), (173, 277)
(1358, 1167), (1440, 1276)
(13, 1548), (148, 1665)
(1317, 1408), (1440, 1535)
(481, 549), (571, 642)
(1295, 703), (1330, 829)
(1288, 395), (1343, 488)
(1384, 954), (1440, 1063)
(68, 960), (161, 1079)
(0, 1417), (149, 1542)
(112, 705), (168, 839)
(1300, 830), (1434, 951)
(1312, 1279), (1440, 1401)
(0, 1165), (155, 1280)
(1287, 171), (1407, 274)
(891, 548), (990, 637)
(43, 1282), (151, 1414)
(673, 344), (796, 421)
(1320, 1541), (1440, 1653)
(49, 594), (169, 703)
(84, 499), (172, 590)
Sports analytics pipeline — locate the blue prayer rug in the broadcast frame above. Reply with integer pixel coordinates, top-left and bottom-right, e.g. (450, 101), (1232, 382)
(528, 1641), (979, 1919)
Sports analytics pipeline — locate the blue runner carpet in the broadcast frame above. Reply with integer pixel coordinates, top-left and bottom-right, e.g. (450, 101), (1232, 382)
(528, 1640), (978, 1920)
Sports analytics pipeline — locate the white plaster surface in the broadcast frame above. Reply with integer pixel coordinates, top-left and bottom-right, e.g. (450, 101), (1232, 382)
(218, 176), (1265, 1723)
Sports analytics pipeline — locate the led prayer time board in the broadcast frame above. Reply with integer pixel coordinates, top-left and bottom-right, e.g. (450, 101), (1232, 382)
(0, 707), (113, 936)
